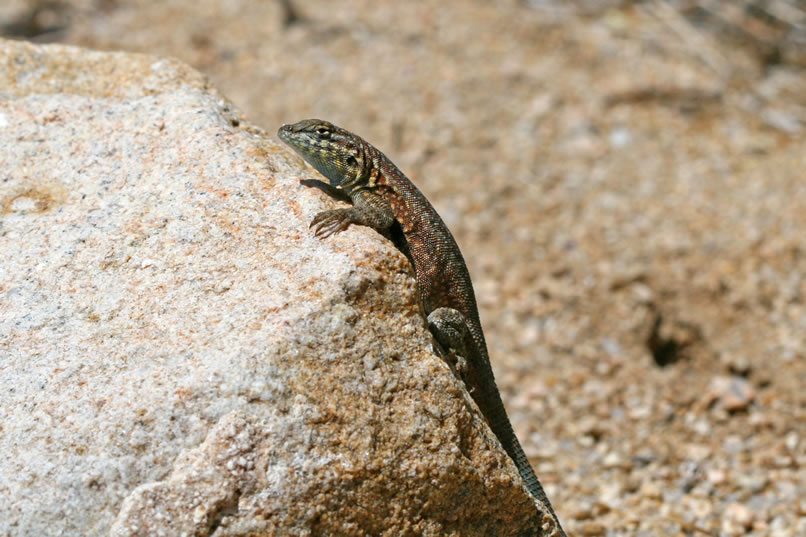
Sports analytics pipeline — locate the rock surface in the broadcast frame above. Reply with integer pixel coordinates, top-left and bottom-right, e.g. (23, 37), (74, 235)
(0, 39), (550, 537)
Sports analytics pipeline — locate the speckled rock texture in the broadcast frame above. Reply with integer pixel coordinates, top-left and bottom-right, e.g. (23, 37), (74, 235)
(0, 39), (550, 537)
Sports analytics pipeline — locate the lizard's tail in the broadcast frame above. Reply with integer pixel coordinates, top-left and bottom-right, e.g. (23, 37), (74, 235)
(433, 307), (567, 535)
(482, 382), (567, 537)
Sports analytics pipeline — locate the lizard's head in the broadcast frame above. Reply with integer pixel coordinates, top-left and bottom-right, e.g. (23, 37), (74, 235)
(278, 119), (365, 188)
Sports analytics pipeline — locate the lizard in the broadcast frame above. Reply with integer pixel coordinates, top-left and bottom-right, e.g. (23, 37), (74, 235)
(278, 119), (566, 536)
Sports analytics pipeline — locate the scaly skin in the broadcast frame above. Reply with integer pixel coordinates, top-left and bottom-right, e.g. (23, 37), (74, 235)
(278, 119), (566, 536)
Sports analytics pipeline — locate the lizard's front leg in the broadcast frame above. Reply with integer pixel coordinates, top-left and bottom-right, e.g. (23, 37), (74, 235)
(302, 182), (395, 239)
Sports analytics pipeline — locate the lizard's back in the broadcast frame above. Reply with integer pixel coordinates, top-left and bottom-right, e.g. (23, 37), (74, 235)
(372, 150), (482, 329)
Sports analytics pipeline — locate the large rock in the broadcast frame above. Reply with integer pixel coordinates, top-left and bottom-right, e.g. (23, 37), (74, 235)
(0, 39), (552, 536)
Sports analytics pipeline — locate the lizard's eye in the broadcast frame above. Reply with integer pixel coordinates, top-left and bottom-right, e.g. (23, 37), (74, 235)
(315, 127), (331, 138)
(346, 155), (357, 167)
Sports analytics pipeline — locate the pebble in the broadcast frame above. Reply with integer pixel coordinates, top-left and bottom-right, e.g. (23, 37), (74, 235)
(704, 376), (755, 412)
(723, 502), (753, 531)
(640, 481), (663, 500)
(580, 521), (606, 536)
(737, 474), (769, 495)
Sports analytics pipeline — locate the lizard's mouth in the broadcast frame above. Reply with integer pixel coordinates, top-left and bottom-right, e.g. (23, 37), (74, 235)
(277, 124), (295, 144)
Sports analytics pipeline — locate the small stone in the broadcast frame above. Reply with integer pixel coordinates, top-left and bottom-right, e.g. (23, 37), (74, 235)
(685, 444), (711, 462)
(628, 405), (651, 420)
(737, 474), (769, 494)
(685, 494), (714, 520)
(785, 431), (799, 452)
(722, 435), (747, 454)
(600, 338), (622, 356)
(706, 468), (726, 485)
(724, 502), (753, 530)
(570, 503), (595, 521)
(608, 127), (632, 148)
(640, 481), (663, 500)
(689, 418), (711, 436)
(770, 515), (793, 537)
(602, 451), (622, 468)
(580, 521), (606, 536)
(703, 376), (755, 412)
(725, 355), (752, 376)
(762, 108), (801, 133)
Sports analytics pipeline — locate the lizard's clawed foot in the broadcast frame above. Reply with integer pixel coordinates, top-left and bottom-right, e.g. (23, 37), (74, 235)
(310, 209), (354, 238)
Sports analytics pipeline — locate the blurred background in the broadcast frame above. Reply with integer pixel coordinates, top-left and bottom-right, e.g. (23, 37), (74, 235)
(3, 1), (805, 534)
